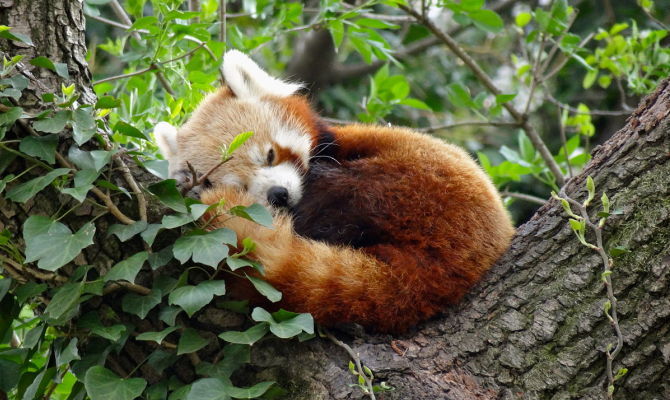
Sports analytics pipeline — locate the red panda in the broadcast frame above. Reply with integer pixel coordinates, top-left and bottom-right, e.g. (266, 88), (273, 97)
(155, 50), (515, 333)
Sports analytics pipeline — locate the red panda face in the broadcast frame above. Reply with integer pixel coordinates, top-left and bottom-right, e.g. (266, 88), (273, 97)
(154, 50), (319, 208)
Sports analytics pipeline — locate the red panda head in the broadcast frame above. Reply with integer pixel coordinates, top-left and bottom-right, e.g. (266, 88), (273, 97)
(155, 50), (321, 208)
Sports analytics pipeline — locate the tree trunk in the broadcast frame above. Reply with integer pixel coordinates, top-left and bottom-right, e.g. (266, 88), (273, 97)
(2, 2), (670, 400)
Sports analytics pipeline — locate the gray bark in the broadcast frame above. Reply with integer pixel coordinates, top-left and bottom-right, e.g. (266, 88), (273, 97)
(2, 1), (670, 400)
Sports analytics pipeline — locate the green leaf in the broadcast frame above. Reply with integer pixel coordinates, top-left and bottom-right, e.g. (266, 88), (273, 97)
(114, 121), (149, 140)
(329, 20), (344, 49)
(141, 224), (163, 247)
(221, 381), (275, 399)
(0, 25), (33, 46)
(122, 289), (162, 319)
(162, 213), (195, 229)
(217, 323), (269, 345)
(84, 366), (147, 400)
(515, 12), (532, 27)
(14, 282), (47, 303)
(0, 360), (21, 392)
(68, 146), (114, 172)
(24, 222), (95, 271)
(108, 221), (148, 242)
(0, 106), (23, 126)
(72, 108), (97, 145)
(446, 82), (473, 108)
(143, 159), (169, 179)
(6, 168), (70, 203)
(187, 378), (231, 400)
(32, 110), (70, 133)
(229, 204), (273, 228)
(44, 282), (83, 320)
(246, 275), (281, 302)
(18, 134), (58, 163)
(30, 56), (69, 78)
(148, 180), (186, 213)
(61, 184), (93, 203)
(136, 326), (178, 344)
(268, 313), (314, 339)
(609, 246), (630, 257)
(398, 98), (431, 110)
(55, 338), (80, 366)
(95, 96), (121, 109)
(104, 251), (148, 283)
(158, 306), (181, 326)
(177, 328), (209, 355)
(168, 280), (226, 317)
(224, 131), (253, 158)
(173, 229), (236, 268)
(469, 9), (504, 33)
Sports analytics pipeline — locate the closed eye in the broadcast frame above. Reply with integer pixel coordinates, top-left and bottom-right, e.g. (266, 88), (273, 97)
(267, 148), (275, 165)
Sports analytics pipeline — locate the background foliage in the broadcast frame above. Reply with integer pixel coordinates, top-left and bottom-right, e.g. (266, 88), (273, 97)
(0, 0), (669, 399)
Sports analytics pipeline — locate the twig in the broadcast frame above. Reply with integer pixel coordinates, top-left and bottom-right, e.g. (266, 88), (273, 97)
(544, 92), (631, 116)
(501, 191), (547, 205)
(558, 108), (574, 179)
(418, 120), (520, 132)
(14, 118), (136, 225)
(179, 159), (231, 196)
(219, 0), (227, 43)
(108, 0), (175, 96)
(400, 4), (566, 187)
(324, 329), (376, 400)
(103, 281), (152, 295)
(93, 65), (157, 85)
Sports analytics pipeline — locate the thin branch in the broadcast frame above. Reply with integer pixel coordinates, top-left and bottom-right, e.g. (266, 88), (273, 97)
(418, 120), (520, 132)
(108, 0), (175, 96)
(400, 4), (566, 187)
(501, 191), (547, 205)
(324, 329), (377, 400)
(544, 92), (631, 116)
(103, 281), (152, 295)
(179, 158), (231, 196)
(93, 65), (157, 85)
(558, 108), (574, 179)
(14, 118), (136, 225)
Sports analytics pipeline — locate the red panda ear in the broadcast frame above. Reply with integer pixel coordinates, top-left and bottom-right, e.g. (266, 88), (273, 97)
(223, 50), (302, 98)
(154, 121), (178, 161)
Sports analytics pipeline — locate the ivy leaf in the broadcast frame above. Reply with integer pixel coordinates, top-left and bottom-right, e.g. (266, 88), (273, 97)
(177, 328), (209, 355)
(245, 275), (281, 302)
(32, 110), (70, 133)
(143, 159), (169, 179)
(19, 134), (58, 163)
(5, 168), (70, 203)
(148, 180), (186, 213)
(168, 280), (226, 317)
(141, 224), (163, 246)
(0, 25), (33, 46)
(268, 313), (314, 339)
(222, 381), (275, 399)
(0, 106), (23, 126)
(67, 146), (114, 172)
(104, 251), (148, 283)
(114, 121), (149, 140)
(55, 338), (80, 367)
(468, 9), (504, 33)
(187, 378), (231, 400)
(95, 96), (121, 109)
(229, 204), (273, 228)
(72, 108), (97, 145)
(24, 222), (95, 271)
(136, 326), (179, 344)
(122, 289), (162, 319)
(84, 366), (147, 400)
(60, 185), (93, 203)
(30, 56), (69, 79)
(172, 229), (236, 268)
(43, 282), (83, 320)
(108, 221), (148, 242)
(217, 323), (268, 345)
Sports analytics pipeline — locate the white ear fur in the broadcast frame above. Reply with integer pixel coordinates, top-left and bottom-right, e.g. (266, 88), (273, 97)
(223, 50), (302, 98)
(154, 121), (178, 161)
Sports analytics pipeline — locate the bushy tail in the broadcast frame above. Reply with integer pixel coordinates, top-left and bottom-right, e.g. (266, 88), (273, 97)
(201, 187), (472, 333)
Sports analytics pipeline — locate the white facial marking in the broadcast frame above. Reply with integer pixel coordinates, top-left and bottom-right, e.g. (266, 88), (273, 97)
(273, 128), (311, 166)
(248, 162), (303, 207)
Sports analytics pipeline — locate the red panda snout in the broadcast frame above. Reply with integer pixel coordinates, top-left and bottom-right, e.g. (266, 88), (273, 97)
(267, 186), (289, 208)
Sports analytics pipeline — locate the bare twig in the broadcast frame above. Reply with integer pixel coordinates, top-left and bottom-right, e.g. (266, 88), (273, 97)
(93, 65), (157, 85)
(558, 108), (574, 179)
(219, 0), (227, 43)
(418, 120), (520, 132)
(179, 159), (231, 196)
(400, 4), (566, 187)
(501, 191), (547, 205)
(103, 281), (152, 295)
(544, 92), (631, 116)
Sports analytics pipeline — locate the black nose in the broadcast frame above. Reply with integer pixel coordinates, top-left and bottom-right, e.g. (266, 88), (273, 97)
(267, 186), (289, 207)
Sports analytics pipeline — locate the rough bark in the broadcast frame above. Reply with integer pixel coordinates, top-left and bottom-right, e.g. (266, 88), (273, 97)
(2, 1), (670, 400)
